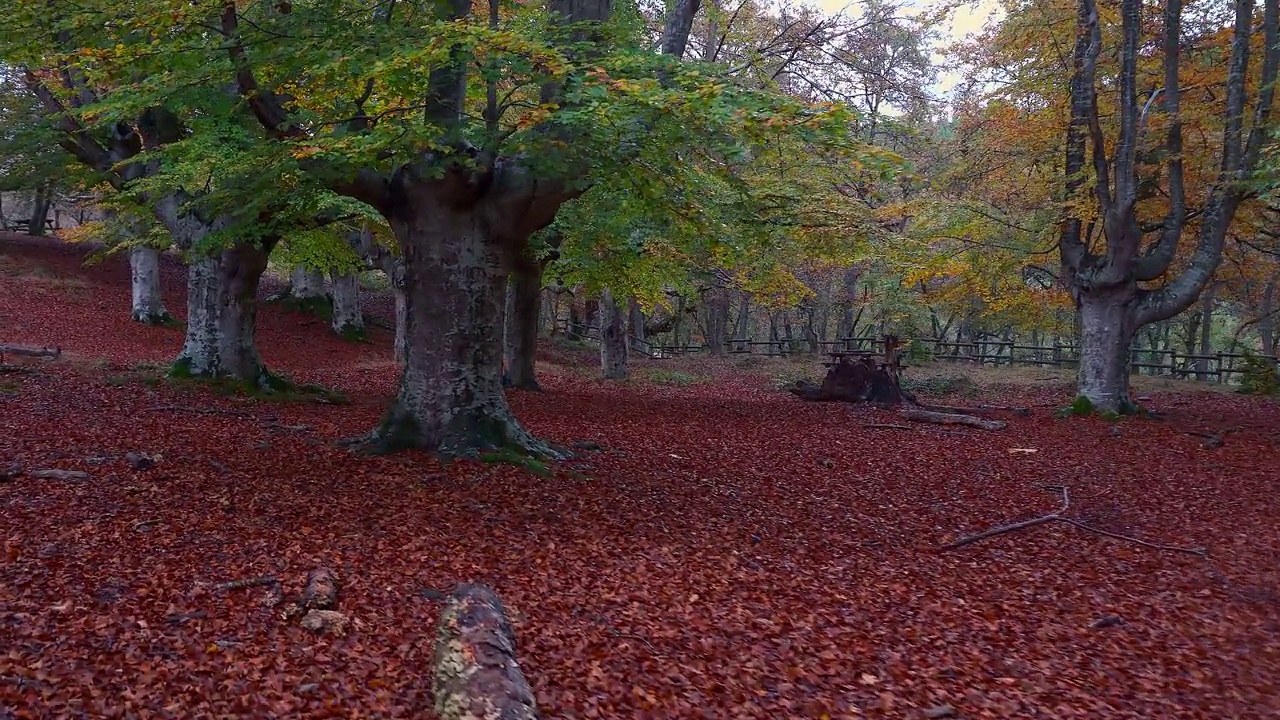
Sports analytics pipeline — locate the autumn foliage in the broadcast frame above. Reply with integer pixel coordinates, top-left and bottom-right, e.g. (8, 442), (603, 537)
(2, 235), (1279, 718)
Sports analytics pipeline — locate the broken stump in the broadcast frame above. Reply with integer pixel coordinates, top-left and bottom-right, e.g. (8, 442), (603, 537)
(434, 583), (540, 720)
(789, 356), (905, 404)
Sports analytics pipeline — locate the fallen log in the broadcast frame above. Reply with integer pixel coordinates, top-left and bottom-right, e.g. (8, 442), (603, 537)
(0, 345), (61, 359)
(434, 583), (540, 720)
(901, 408), (1006, 431)
(29, 468), (90, 481)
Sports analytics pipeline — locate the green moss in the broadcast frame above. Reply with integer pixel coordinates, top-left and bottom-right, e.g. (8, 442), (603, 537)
(335, 323), (368, 343)
(270, 294), (333, 319)
(480, 446), (553, 477)
(167, 356), (196, 379)
(103, 375), (127, 387)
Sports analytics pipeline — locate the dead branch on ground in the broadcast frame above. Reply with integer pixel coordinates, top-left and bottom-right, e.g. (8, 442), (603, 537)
(902, 408), (1006, 430)
(941, 485), (1207, 557)
(0, 345), (61, 360)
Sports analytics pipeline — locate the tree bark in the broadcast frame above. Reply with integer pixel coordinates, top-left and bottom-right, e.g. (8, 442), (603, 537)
(705, 287), (728, 356)
(628, 298), (646, 353)
(329, 270), (364, 339)
(600, 288), (628, 379)
(27, 186), (52, 237)
(356, 194), (556, 458)
(1261, 276), (1276, 356)
(734, 292), (751, 351)
(129, 246), (171, 324)
(1196, 284), (1216, 380)
(175, 241), (275, 385)
(1075, 292), (1136, 412)
(434, 584), (540, 720)
(504, 260), (544, 390)
(289, 266), (328, 305)
(392, 280), (408, 362)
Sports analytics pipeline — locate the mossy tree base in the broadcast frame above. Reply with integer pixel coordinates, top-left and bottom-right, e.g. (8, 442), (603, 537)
(343, 402), (567, 462)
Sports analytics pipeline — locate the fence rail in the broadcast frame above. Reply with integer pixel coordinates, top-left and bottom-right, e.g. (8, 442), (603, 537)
(555, 326), (1278, 384)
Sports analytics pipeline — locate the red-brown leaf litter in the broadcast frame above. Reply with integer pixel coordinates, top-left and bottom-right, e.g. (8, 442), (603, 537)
(2, 234), (1279, 718)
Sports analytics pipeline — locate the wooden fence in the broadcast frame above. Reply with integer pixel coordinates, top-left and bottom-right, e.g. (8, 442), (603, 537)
(557, 326), (1278, 384)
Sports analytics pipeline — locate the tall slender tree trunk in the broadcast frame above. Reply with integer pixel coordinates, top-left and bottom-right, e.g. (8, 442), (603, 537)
(628, 299), (646, 354)
(1075, 292), (1136, 411)
(734, 292), (751, 351)
(1195, 284), (1216, 380)
(176, 241), (276, 386)
(27, 186), (52, 237)
(129, 246), (171, 324)
(330, 270), (364, 339)
(1261, 276), (1277, 356)
(504, 260), (544, 390)
(705, 288), (728, 356)
(600, 288), (628, 379)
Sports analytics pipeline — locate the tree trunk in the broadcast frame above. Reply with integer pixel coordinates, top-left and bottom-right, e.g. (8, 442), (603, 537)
(1262, 277), (1277, 357)
(628, 298), (646, 354)
(358, 205), (552, 457)
(175, 241), (274, 385)
(705, 288), (728, 356)
(504, 261), (544, 390)
(1075, 293), (1136, 412)
(289, 266), (328, 305)
(393, 281), (408, 362)
(1195, 284), (1215, 380)
(27, 186), (52, 237)
(599, 288), (628, 379)
(329, 270), (364, 339)
(129, 246), (171, 324)
(734, 293), (751, 351)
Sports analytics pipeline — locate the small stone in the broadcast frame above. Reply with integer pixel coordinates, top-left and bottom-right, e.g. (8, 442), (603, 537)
(923, 705), (957, 718)
(1091, 614), (1125, 629)
(126, 451), (157, 470)
(1109, 427), (1121, 437)
(572, 440), (603, 452)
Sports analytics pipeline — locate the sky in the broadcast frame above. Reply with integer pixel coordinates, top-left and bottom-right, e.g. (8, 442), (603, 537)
(814, 0), (1004, 97)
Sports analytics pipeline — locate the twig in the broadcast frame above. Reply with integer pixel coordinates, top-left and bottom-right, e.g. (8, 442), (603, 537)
(132, 518), (161, 530)
(863, 423), (917, 430)
(942, 486), (1208, 558)
(1055, 517), (1208, 557)
(941, 486), (1070, 549)
(213, 576), (279, 592)
(146, 405), (264, 418)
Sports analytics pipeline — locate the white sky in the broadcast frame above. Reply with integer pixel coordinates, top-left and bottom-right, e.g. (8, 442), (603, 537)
(815, 0), (1005, 97)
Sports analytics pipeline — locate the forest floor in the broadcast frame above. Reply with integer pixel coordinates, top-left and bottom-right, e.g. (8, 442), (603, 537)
(2, 233), (1279, 719)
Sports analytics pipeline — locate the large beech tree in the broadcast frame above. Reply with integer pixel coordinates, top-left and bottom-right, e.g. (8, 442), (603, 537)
(1061, 0), (1279, 411)
(4, 0), (857, 456)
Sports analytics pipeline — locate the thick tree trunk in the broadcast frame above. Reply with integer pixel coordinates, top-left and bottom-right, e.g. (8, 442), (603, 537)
(504, 262), (544, 390)
(1075, 293), (1136, 412)
(705, 288), (728, 356)
(290, 266), (327, 302)
(358, 206), (551, 457)
(175, 241), (274, 385)
(329, 270), (364, 339)
(129, 246), (171, 324)
(600, 289), (628, 379)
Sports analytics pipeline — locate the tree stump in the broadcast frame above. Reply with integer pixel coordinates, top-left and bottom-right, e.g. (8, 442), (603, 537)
(434, 584), (540, 720)
(789, 356), (905, 404)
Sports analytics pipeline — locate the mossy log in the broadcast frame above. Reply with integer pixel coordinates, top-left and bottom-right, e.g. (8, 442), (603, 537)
(434, 584), (540, 720)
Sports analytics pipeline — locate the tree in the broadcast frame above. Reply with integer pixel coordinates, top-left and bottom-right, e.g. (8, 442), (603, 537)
(1058, 0), (1279, 411)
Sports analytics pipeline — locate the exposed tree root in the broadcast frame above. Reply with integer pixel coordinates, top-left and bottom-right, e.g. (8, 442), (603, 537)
(941, 485), (1208, 557)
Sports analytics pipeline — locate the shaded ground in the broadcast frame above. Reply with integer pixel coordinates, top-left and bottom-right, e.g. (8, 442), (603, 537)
(2, 234), (1279, 719)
